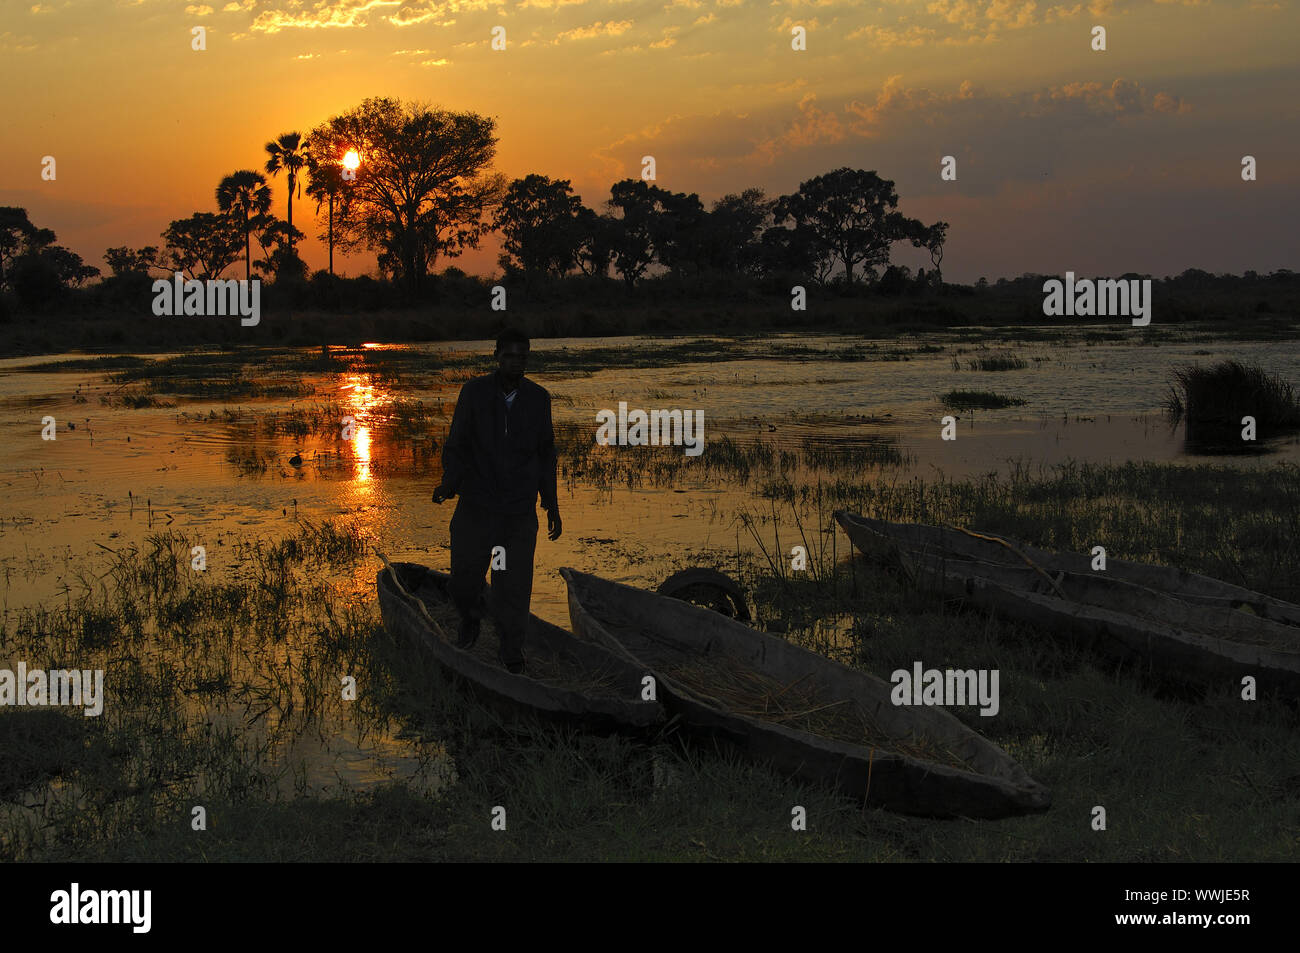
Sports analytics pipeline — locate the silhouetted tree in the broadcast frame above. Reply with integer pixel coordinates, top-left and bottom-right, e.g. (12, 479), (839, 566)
(264, 132), (310, 246)
(104, 246), (160, 278)
(704, 189), (774, 274)
(216, 170), (272, 280)
(10, 243), (98, 308)
(310, 98), (504, 291)
(923, 221), (949, 286)
(575, 207), (617, 279)
(303, 136), (362, 276)
(0, 207), (52, 291)
(494, 174), (585, 278)
(903, 219), (949, 288)
(651, 189), (708, 278)
(773, 169), (921, 285)
(756, 223), (829, 283)
(162, 212), (243, 280)
(878, 264), (912, 295)
(254, 220), (307, 282)
(607, 179), (665, 287)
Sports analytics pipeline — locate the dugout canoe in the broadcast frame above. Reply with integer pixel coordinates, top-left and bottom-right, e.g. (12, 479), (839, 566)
(377, 560), (664, 731)
(559, 567), (1051, 819)
(835, 511), (1300, 627)
(835, 512), (1300, 694)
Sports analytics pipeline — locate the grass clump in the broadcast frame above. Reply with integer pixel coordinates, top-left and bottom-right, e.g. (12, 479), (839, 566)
(954, 352), (1028, 372)
(939, 390), (1027, 411)
(1166, 360), (1300, 450)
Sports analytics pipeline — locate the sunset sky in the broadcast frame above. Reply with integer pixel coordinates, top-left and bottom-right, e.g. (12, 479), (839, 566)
(2, 0), (1296, 283)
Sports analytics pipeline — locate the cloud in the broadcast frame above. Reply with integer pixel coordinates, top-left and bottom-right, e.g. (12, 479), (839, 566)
(847, 23), (938, 47)
(588, 69), (1196, 192)
(594, 111), (771, 180)
(1152, 91), (1190, 113)
(984, 0), (1036, 26)
(1042, 3), (1082, 21)
(251, 0), (401, 33)
(1020, 77), (1187, 118)
(650, 25), (680, 47)
(185, 4), (215, 14)
(554, 20), (634, 42)
(389, 0), (487, 25)
(0, 31), (38, 52)
(420, 57), (451, 65)
(926, 0), (981, 28)
(834, 74), (1190, 141)
(247, 0), (478, 32)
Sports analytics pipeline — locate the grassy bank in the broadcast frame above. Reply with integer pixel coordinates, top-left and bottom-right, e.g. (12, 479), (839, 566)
(3, 284), (1298, 358)
(2, 459), (1297, 862)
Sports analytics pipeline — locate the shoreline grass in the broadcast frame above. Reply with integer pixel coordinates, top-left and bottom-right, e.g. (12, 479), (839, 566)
(3, 458), (1298, 861)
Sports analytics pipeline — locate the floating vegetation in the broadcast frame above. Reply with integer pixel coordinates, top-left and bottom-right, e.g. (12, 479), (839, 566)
(100, 391), (171, 409)
(939, 390), (1027, 411)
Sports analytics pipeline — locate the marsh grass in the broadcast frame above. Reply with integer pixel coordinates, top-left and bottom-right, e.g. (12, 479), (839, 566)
(108, 354), (316, 400)
(99, 391), (172, 409)
(556, 422), (910, 493)
(1166, 360), (1300, 450)
(3, 449), (1298, 860)
(955, 352), (1029, 372)
(940, 390), (1027, 411)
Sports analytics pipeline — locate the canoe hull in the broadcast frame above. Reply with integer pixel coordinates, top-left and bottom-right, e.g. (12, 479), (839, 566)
(836, 511), (1300, 626)
(561, 567), (1051, 819)
(836, 512), (1300, 695)
(377, 562), (664, 732)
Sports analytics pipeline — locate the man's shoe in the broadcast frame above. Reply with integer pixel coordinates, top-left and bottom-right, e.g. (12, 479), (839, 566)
(456, 616), (480, 649)
(505, 660), (525, 675)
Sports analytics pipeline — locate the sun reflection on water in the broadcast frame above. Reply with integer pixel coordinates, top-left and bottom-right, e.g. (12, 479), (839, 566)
(338, 373), (387, 485)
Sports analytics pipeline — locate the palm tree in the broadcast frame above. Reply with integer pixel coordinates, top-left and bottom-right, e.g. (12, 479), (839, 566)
(305, 155), (347, 276)
(216, 170), (272, 281)
(264, 132), (310, 247)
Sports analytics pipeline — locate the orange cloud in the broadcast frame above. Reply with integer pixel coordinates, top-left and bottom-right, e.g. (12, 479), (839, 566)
(555, 20), (634, 42)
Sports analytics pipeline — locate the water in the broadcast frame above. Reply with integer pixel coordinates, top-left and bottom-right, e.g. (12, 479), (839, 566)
(3, 329), (1297, 794)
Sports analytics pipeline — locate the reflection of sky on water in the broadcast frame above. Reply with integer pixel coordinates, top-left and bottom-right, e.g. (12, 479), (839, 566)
(1, 331), (1297, 791)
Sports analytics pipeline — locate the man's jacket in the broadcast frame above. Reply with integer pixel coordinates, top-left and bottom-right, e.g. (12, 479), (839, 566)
(441, 372), (559, 515)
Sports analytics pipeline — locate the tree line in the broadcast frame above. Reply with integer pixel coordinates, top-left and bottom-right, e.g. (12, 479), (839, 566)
(0, 97), (950, 306)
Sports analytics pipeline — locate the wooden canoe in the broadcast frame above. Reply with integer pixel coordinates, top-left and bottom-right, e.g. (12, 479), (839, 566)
(377, 561), (664, 731)
(835, 512), (1300, 693)
(835, 511), (1300, 627)
(559, 567), (1051, 819)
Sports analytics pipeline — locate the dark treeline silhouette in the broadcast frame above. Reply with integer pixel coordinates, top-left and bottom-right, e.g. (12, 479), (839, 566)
(2, 98), (950, 308)
(0, 95), (1296, 349)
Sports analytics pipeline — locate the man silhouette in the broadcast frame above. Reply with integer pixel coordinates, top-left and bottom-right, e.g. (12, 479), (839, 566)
(431, 329), (561, 675)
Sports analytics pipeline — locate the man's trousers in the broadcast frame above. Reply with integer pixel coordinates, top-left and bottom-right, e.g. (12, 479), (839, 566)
(448, 498), (538, 667)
